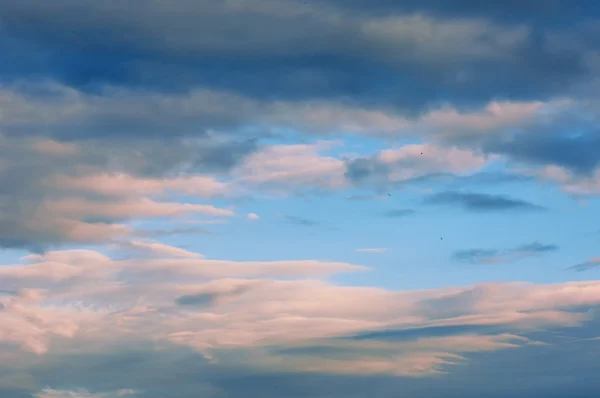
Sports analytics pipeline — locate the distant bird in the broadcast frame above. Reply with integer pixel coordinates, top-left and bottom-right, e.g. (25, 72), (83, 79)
(421, 152), (423, 155)
(388, 193), (391, 196)
(440, 237), (443, 240)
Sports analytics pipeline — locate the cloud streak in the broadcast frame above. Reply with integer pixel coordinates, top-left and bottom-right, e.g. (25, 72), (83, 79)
(423, 191), (546, 212)
(453, 242), (559, 264)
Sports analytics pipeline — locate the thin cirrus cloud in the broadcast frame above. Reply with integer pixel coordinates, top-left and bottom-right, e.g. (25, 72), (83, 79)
(282, 215), (321, 226)
(453, 242), (559, 264)
(423, 191), (546, 212)
(567, 257), (600, 272)
(382, 209), (416, 218)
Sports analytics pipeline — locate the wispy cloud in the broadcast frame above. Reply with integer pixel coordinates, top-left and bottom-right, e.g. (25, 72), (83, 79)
(424, 191), (546, 212)
(453, 242), (559, 264)
(567, 257), (600, 272)
(282, 215), (322, 226)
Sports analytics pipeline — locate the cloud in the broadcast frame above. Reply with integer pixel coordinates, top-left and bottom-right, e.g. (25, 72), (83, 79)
(52, 173), (232, 199)
(345, 194), (387, 201)
(114, 241), (204, 259)
(232, 141), (348, 193)
(532, 166), (600, 196)
(423, 191), (546, 212)
(132, 226), (215, 238)
(1, 1), (600, 396)
(356, 248), (389, 254)
(345, 144), (491, 189)
(568, 257), (600, 272)
(282, 215), (322, 227)
(1, 247), (600, 385)
(482, 124), (600, 176)
(0, 0), (593, 114)
(33, 389), (137, 398)
(453, 242), (559, 264)
(0, 134), (251, 251)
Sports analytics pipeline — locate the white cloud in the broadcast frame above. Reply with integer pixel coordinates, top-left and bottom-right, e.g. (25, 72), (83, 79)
(247, 213), (260, 220)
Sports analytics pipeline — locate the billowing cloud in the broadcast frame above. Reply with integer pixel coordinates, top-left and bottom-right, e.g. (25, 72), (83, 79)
(0, 0), (594, 112)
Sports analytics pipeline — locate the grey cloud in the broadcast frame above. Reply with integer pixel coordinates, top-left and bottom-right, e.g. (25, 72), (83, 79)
(423, 191), (546, 212)
(453, 249), (501, 263)
(382, 209), (416, 218)
(175, 293), (217, 307)
(517, 242), (559, 253)
(322, 0), (566, 22)
(0, 135), (253, 251)
(282, 215), (321, 226)
(344, 157), (390, 185)
(453, 242), (559, 264)
(0, 0), (595, 112)
(176, 286), (252, 308)
(567, 257), (600, 272)
(348, 171), (534, 194)
(4, 319), (600, 398)
(345, 194), (386, 201)
(482, 130), (600, 177)
(0, 82), (268, 142)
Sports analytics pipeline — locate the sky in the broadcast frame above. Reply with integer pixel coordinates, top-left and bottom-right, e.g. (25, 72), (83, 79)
(1, 1), (600, 397)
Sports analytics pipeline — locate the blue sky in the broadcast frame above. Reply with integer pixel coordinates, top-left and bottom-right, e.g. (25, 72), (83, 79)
(1, 1), (600, 397)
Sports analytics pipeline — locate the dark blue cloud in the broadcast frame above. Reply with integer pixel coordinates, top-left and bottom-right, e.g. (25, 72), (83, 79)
(322, 0), (600, 24)
(483, 130), (600, 176)
(423, 191), (546, 212)
(0, 0), (597, 113)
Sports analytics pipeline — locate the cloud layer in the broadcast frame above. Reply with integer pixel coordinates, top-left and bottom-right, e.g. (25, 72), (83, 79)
(1, 1), (600, 397)
(1, 245), (600, 397)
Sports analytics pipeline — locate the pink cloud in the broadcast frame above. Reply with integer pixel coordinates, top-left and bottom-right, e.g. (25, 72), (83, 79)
(52, 173), (230, 198)
(1, 247), (600, 377)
